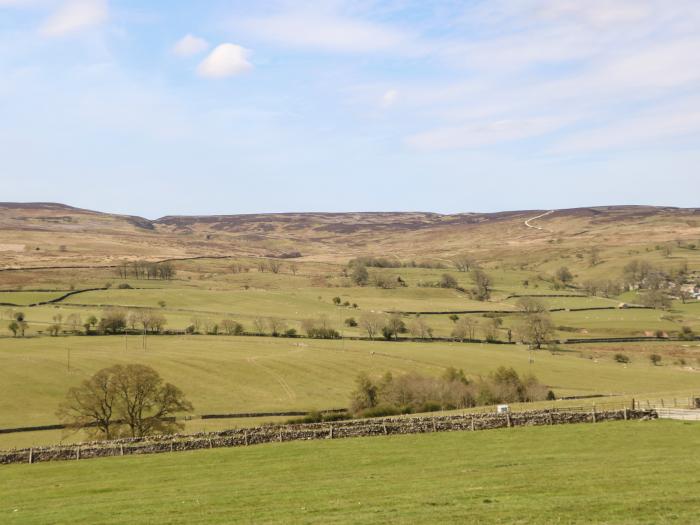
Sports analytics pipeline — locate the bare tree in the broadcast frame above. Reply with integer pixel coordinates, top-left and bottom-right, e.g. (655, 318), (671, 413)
(267, 317), (287, 336)
(253, 317), (266, 335)
(453, 253), (476, 272)
(470, 269), (492, 301)
(57, 368), (118, 439)
(451, 317), (476, 341)
(408, 317), (433, 339)
(359, 312), (385, 340)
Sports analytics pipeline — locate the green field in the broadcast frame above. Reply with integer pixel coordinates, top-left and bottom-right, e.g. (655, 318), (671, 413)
(1, 335), (698, 448)
(2, 421), (699, 524)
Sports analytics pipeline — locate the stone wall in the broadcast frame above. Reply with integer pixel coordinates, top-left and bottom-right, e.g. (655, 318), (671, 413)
(0, 409), (656, 466)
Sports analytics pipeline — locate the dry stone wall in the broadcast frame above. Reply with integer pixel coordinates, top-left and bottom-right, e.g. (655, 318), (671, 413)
(0, 409), (656, 466)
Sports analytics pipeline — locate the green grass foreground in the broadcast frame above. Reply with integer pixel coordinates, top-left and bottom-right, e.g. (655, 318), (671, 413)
(2, 420), (699, 524)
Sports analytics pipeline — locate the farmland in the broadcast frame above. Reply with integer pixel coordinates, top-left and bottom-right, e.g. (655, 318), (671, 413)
(2, 421), (699, 524)
(1, 203), (699, 523)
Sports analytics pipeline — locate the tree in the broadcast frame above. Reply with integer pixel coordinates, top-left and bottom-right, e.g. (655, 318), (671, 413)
(555, 266), (573, 285)
(350, 264), (369, 286)
(111, 364), (193, 437)
(66, 313), (82, 333)
(57, 368), (119, 439)
(350, 372), (378, 413)
(252, 317), (266, 335)
(98, 309), (127, 334)
(517, 311), (554, 349)
(48, 324), (61, 336)
(408, 317), (433, 339)
(383, 314), (406, 340)
(439, 273), (458, 289)
(515, 297), (547, 314)
(332, 296), (342, 305)
(453, 254), (476, 272)
(451, 317), (476, 341)
(649, 354), (662, 366)
(220, 319), (244, 335)
(470, 269), (491, 301)
(640, 290), (671, 310)
(58, 365), (193, 439)
(359, 312), (384, 340)
(267, 317), (287, 336)
(289, 263), (298, 276)
(8, 321), (19, 337)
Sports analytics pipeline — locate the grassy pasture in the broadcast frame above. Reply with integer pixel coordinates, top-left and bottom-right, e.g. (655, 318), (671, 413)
(1, 421), (699, 524)
(1, 336), (698, 432)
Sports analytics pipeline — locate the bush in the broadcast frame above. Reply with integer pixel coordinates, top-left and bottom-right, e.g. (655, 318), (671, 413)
(649, 354), (662, 366)
(614, 353), (630, 364)
(117, 283), (133, 289)
(287, 411), (351, 424)
(359, 405), (406, 418)
(344, 317), (358, 327)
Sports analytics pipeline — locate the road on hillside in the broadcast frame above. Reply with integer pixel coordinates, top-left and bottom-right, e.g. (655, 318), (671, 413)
(524, 210), (554, 231)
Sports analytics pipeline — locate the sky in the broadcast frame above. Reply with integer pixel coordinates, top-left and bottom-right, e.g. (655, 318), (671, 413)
(1, 0), (699, 218)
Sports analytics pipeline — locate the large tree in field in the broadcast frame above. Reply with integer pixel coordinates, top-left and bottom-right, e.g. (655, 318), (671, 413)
(517, 312), (554, 349)
(57, 368), (119, 439)
(58, 364), (193, 439)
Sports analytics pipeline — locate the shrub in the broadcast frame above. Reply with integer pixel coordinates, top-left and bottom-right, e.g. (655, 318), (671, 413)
(344, 317), (358, 327)
(614, 353), (630, 364)
(649, 354), (662, 366)
(117, 283), (133, 289)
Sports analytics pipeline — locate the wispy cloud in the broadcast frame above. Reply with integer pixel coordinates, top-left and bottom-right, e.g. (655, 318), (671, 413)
(239, 9), (412, 54)
(173, 34), (209, 57)
(197, 43), (252, 78)
(40, 0), (107, 37)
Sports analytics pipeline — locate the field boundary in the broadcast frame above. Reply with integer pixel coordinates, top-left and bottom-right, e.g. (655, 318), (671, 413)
(0, 409), (656, 466)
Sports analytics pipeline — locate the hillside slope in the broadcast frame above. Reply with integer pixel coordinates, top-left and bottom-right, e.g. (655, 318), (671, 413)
(1, 203), (698, 268)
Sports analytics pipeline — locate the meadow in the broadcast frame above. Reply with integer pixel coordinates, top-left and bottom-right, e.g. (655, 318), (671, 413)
(1, 420), (699, 524)
(1, 335), (698, 449)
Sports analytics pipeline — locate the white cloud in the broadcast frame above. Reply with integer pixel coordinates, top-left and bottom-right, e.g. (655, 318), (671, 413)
(381, 89), (398, 108)
(197, 43), (251, 78)
(40, 0), (107, 37)
(173, 34), (209, 57)
(240, 11), (411, 54)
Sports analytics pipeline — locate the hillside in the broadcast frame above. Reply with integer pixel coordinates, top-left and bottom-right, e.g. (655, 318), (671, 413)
(1, 203), (699, 268)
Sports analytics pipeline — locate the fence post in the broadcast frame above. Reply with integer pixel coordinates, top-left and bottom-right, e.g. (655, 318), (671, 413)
(208, 438), (213, 449)
(28, 448), (33, 464)
(592, 405), (596, 423)
(76, 446), (80, 460)
(382, 422), (388, 435)
(432, 419), (437, 432)
(506, 413), (511, 428)
(548, 412), (553, 425)
(120, 444), (124, 456)
(623, 407), (628, 420)
(470, 417), (475, 431)
(328, 425), (334, 439)
(244, 430), (249, 446)
(631, 398), (635, 410)
(278, 430), (283, 442)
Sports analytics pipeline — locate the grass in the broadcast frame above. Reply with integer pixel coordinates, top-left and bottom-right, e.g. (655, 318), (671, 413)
(1, 421), (699, 524)
(1, 335), (698, 434)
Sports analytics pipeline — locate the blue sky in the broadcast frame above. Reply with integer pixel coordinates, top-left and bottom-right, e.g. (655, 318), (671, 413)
(1, 0), (699, 218)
